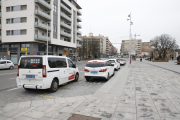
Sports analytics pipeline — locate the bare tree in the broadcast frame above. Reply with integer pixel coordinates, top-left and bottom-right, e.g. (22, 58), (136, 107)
(152, 34), (179, 58)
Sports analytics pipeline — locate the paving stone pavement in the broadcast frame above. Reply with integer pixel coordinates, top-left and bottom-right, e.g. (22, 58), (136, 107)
(0, 61), (180, 120)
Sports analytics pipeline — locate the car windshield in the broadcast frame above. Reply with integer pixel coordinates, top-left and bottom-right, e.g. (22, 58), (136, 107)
(20, 57), (43, 69)
(86, 61), (105, 67)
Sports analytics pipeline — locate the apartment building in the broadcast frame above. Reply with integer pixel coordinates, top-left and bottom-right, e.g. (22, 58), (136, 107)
(0, 0), (82, 64)
(121, 39), (142, 55)
(81, 33), (104, 58)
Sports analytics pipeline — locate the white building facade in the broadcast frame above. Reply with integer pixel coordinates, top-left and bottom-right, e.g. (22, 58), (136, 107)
(0, 0), (82, 64)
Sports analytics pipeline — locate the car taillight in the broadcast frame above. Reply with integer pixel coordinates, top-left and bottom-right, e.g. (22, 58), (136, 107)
(99, 69), (107, 72)
(121, 60), (123, 62)
(17, 65), (20, 76)
(42, 65), (47, 77)
(84, 69), (89, 72)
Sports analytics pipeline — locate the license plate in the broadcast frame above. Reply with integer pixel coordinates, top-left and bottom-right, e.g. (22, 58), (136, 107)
(26, 75), (35, 78)
(91, 71), (98, 74)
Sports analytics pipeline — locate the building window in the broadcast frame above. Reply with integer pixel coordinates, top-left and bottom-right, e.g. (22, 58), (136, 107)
(10, 44), (18, 47)
(38, 44), (45, 51)
(7, 29), (26, 36)
(53, 4), (57, 12)
(48, 46), (53, 52)
(53, 26), (57, 33)
(6, 5), (27, 12)
(6, 17), (27, 24)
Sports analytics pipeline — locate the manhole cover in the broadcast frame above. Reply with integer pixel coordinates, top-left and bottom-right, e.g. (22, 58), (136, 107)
(68, 114), (101, 120)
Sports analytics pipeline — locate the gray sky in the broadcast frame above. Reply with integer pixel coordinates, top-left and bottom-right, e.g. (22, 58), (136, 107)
(77, 0), (180, 52)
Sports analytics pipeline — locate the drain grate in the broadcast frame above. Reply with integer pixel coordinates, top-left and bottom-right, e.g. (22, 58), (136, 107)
(68, 114), (101, 120)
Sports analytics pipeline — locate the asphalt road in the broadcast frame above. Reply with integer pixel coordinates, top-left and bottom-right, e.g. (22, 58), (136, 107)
(0, 60), (126, 104)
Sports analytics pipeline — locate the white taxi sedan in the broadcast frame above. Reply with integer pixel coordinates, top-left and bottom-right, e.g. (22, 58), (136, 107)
(108, 59), (120, 70)
(84, 60), (115, 81)
(0, 60), (14, 70)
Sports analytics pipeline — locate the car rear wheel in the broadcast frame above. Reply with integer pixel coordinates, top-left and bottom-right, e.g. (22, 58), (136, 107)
(74, 73), (79, 82)
(49, 79), (58, 92)
(9, 66), (13, 70)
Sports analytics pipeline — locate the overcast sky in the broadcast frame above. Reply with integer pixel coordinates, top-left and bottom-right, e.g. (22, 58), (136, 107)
(77, 0), (180, 52)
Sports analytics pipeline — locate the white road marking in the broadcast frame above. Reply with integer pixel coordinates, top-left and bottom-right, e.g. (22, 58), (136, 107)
(0, 72), (17, 76)
(6, 87), (19, 91)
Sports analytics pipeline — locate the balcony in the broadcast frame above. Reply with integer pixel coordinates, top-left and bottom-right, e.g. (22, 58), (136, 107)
(77, 9), (82, 15)
(35, 22), (51, 31)
(34, 34), (51, 42)
(35, 10), (51, 21)
(60, 12), (72, 22)
(60, 30), (71, 38)
(77, 23), (82, 28)
(0, 47), (7, 52)
(77, 44), (82, 48)
(9, 47), (18, 52)
(60, 22), (71, 30)
(77, 16), (82, 22)
(60, 3), (72, 15)
(77, 30), (82, 35)
(35, 0), (51, 10)
(77, 37), (82, 41)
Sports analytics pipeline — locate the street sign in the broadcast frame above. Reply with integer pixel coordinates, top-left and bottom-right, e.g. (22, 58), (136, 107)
(37, 52), (40, 55)
(7, 51), (10, 55)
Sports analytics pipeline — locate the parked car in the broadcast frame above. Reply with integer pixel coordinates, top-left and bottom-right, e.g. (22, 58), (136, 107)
(0, 60), (14, 70)
(84, 60), (115, 81)
(108, 59), (120, 70)
(16, 55), (79, 92)
(119, 58), (126, 66)
(177, 55), (180, 64)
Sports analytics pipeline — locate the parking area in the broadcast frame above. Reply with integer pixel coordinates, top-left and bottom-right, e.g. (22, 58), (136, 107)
(0, 60), (126, 104)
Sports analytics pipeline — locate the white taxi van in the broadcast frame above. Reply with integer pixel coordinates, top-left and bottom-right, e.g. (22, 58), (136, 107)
(16, 55), (79, 92)
(84, 60), (115, 81)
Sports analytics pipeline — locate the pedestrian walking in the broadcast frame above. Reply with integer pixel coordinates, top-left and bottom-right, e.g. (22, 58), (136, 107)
(172, 57), (174, 60)
(140, 56), (142, 62)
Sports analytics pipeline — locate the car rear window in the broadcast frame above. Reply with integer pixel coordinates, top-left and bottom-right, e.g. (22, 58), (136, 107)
(20, 57), (43, 69)
(109, 60), (115, 63)
(86, 61), (105, 67)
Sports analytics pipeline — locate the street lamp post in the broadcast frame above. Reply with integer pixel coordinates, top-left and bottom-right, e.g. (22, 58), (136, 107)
(127, 13), (133, 64)
(47, 24), (48, 55)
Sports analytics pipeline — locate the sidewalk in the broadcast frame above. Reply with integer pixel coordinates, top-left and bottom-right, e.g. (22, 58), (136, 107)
(1, 61), (180, 120)
(143, 59), (180, 73)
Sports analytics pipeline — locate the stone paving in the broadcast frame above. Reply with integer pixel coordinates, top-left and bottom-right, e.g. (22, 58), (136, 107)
(0, 61), (180, 120)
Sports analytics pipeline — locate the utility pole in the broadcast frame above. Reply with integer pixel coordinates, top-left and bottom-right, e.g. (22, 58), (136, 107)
(127, 13), (133, 64)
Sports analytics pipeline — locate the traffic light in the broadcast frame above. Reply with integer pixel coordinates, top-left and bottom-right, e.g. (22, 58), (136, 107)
(8, 51), (10, 55)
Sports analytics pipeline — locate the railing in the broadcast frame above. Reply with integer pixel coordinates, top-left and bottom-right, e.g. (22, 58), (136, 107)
(60, 3), (72, 14)
(77, 16), (82, 21)
(77, 23), (82, 28)
(35, 0), (51, 9)
(35, 22), (51, 30)
(9, 47), (18, 51)
(35, 9), (51, 20)
(77, 37), (82, 41)
(77, 30), (82, 34)
(77, 44), (82, 47)
(60, 30), (71, 37)
(60, 12), (72, 22)
(60, 22), (71, 29)
(0, 47), (7, 52)
(34, 34), (51, 41)
(77, 9), (82, 15)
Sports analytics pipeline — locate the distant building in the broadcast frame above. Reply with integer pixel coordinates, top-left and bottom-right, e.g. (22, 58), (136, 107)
(121, 39), (142, 55)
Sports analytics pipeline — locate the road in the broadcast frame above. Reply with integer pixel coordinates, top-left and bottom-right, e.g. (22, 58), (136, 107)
(0, 60), (126, 104)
